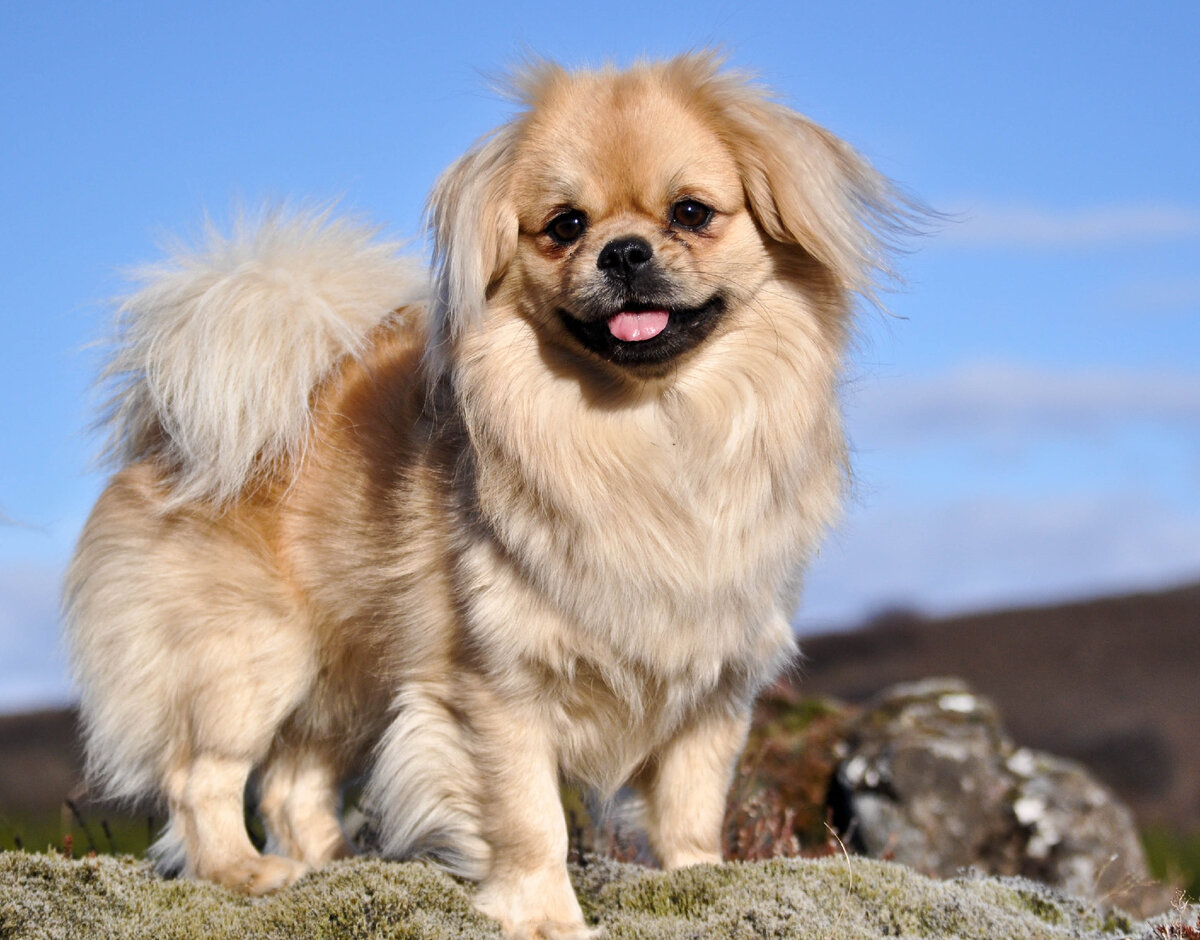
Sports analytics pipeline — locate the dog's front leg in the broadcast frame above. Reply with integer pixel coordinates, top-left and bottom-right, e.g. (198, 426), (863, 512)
(470, 699), (593, 940)
(640, 706), (751, 869)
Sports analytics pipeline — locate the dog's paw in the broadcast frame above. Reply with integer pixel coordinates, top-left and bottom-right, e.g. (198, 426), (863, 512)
(499, 918), (600, 940)
(208, 854), (311, 896)
(475, 869), (596, 939)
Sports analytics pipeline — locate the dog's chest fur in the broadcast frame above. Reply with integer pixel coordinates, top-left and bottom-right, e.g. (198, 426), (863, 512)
(451, 310), (842, 720)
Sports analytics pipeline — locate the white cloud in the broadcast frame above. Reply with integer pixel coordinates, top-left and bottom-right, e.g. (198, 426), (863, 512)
(938, 204), (1200, 249)
(793, 361), (1200, 630)
(847, 362), (1200, 449)
(1112, 275), (1200, 314)
(797, 491), (1200, 630)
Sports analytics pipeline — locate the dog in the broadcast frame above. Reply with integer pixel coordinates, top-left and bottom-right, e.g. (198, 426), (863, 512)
(65, 53), (913, 938)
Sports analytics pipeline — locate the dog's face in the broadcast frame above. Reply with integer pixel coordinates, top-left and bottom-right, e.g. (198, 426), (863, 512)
(504, 76), (772, 371)
(430, 56), (899, 378)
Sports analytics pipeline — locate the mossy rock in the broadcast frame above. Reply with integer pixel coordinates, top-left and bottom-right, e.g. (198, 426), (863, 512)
(1, 849), (1177, 939)
(0, 854), (498, 940)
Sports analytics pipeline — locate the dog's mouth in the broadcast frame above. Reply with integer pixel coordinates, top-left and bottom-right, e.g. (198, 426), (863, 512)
(558, 295), (726, 368)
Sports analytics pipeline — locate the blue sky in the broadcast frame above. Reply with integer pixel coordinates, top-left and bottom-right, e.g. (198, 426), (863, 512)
(2, 1), (1198, 711)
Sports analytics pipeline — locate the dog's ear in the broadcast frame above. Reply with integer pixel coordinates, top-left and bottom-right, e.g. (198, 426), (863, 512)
(720, 91), (918, 300)
(427, 124), (520, 348)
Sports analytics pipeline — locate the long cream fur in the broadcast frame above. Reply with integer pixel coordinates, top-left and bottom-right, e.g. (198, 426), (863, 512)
(65, 53), (915, 938)
(99, 208), (425, 505)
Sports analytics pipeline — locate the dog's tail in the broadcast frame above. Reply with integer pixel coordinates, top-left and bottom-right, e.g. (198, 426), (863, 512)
(98, 207), (426, 506)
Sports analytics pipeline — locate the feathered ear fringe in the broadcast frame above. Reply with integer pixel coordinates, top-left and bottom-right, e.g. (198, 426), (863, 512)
(655, 52), (932, 305)
(97, 206), (426, 507)
(425, 124), (521, 369)
(424, 54), (585, 369)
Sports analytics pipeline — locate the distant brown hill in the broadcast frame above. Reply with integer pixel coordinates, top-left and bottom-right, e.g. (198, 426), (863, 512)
(796, 581), (1200, 833)
(2, 581), (1198, 835)
(0, 708), (82, 817)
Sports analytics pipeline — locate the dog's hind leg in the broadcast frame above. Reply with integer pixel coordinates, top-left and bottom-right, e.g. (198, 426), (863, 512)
(153, 627), (320, 895)
(259, 747), (349, 867)
(67, 466), (322, 894)
(162, 754), (310, 895)
(159, 609), (323, 895)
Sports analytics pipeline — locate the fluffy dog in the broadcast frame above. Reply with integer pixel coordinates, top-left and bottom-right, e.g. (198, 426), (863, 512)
(65, 53), (913, 938)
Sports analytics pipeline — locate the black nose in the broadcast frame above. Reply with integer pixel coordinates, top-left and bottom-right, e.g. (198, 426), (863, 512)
(597, 237), (653, 280)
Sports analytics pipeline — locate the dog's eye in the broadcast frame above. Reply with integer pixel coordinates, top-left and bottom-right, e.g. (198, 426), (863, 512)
(670, 200), (712, 230)
(546, 210), (587, 245)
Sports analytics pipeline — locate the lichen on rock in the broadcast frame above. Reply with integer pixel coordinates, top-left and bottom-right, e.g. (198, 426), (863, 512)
(0, 849), (1158, 939)
(831, 678), (1171, 917)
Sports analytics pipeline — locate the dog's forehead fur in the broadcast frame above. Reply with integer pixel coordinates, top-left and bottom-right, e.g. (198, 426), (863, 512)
(509, 70), (744, 224)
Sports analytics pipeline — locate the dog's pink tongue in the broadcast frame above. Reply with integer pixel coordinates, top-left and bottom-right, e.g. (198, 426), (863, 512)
(607, 310), (669, 342)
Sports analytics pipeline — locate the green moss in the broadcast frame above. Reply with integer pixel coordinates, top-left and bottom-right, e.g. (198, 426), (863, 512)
(756, 695), (845, 737)
(0, 853), (501, 940)
(585, 861), (733, 917)
(1008, 882), (1067, 925)
(1100, 908), (1139, 935)
(0, 849), (1155, 939)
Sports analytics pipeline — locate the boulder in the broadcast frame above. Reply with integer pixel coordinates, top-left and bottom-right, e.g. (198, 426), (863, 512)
(831, 678), (1170, 916)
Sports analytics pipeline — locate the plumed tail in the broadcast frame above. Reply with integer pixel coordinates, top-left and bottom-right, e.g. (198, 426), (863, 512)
(98, 208), (426, 505)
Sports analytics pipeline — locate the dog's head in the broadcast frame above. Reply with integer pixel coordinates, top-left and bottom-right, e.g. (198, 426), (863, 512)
(429, 53), (911, 377)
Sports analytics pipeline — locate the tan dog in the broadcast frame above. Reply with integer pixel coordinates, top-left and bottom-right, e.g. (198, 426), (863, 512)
(65, 54), (913, 938)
